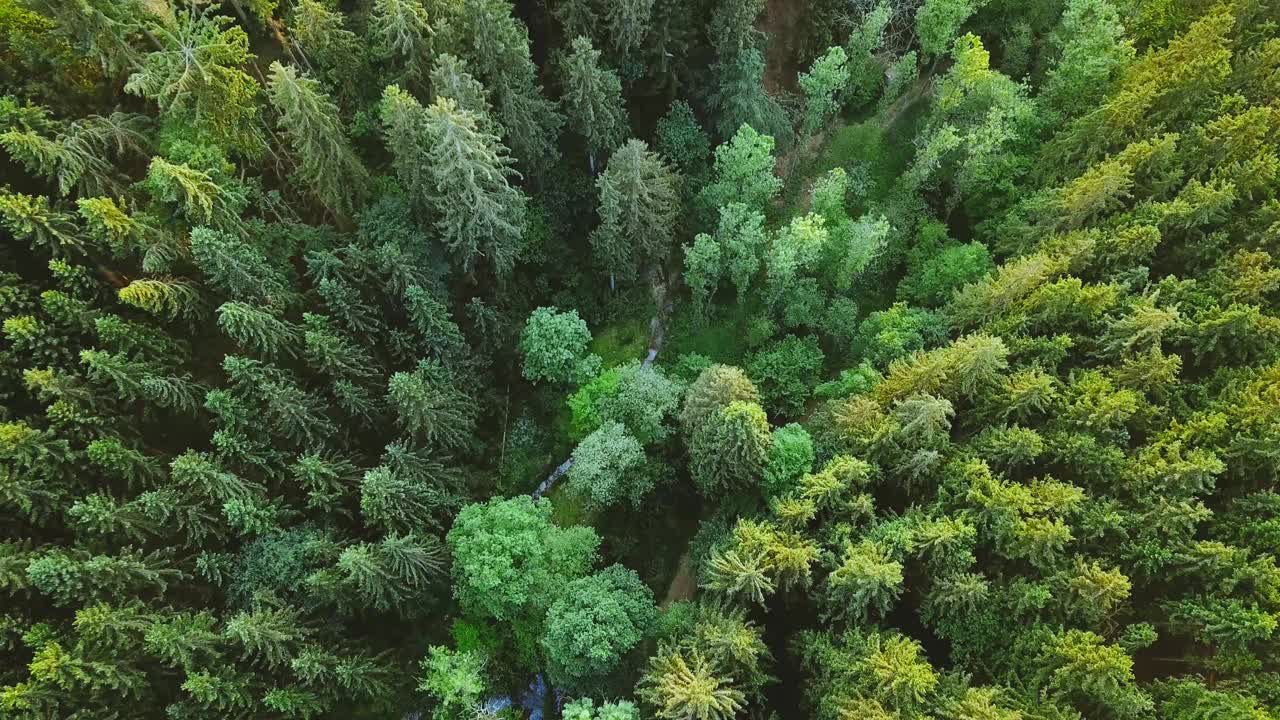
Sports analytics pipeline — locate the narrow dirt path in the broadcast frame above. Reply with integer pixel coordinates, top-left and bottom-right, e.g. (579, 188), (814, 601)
(661, 551), (697, 607)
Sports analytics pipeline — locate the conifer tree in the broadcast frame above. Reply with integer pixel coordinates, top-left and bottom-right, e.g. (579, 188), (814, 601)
(592, 139), (680, 283)
(266, 62), (369, 217)
(559, 36), (629, 170)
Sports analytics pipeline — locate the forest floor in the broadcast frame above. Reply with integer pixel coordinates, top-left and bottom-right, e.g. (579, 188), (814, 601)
(661, 551), (697, 607)
(760, 0), (807, 94)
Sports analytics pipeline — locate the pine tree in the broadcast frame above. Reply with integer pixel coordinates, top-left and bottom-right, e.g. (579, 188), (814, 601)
(266, 62), (369, 217)
(380, 87), (527, 277)
(592, 139), (680, 283)
(559, 36), (629, 169)
(125, 6), (264, 155)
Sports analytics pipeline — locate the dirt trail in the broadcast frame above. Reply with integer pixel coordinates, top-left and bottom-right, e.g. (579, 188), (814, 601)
(661, 551), (697, 607)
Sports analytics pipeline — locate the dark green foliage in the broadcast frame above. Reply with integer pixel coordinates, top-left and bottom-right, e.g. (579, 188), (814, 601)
(542, 564), (656, 691)
(5, 4), (1280, 720)
(746, 334), (824, 418)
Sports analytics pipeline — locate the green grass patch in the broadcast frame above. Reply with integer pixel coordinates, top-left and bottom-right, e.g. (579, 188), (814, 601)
(664, 302), (756, 366)
(547, 481), (595, 528)
(591, 315), (651, 368)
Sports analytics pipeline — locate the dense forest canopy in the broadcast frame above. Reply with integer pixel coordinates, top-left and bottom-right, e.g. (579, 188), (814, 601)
(3, 0), (1280, 719)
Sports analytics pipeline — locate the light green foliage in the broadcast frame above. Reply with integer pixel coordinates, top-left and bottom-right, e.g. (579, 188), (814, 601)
(798, 46), (849, 135)
(638, 645), (745, 720)
(714, 203), (768, 301)
(684, 233), (723, 319)
(542, 565), (656, 691)
(563, 697), (642, 720)
(289, 0), (362, 86)
(763, 423), (815, 498)
(566, 422), (650, 510)
(766, 214), (828, 299)
(844, 3), (892, 108)
(595, 361), (683, 443)
(267, 62), (368, 216)
(698, 124), (783, 215)
(519, 306), (596, 384)
(1041, 0), (1135, 121)
(1035, 629), (1152, 717)
(854, 303), (947, 367)
(901, 240), (994, 307)
(593, 139), (680, 280)
(125, 8), (263, 154)
(446, 496), (600, 623)
(824, 540), (904, 622)
(680, 364), (762, 438)
(916, 0), (989, 58)
(418, 646), (488, 719)
(881, 51), (919, 109)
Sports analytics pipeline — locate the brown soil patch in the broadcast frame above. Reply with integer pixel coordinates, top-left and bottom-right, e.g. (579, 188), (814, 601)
(760, 0), (808, 94)
(661, 551), (697, 607)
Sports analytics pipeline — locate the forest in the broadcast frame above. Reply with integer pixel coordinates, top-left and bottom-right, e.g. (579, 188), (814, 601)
(3, 0), (1280, 718)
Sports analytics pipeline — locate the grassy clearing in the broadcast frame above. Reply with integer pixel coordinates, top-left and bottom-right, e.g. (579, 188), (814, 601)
(547, 482), (594, 528)
(590, 315), (652, 368)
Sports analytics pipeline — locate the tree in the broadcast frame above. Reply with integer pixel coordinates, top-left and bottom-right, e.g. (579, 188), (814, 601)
(440, 0), (565, 176)
(369, 0), (433, 84)
(714, 203), (768, 300)
(916, 0), (988, 59)
(446, 496), (600, 623)
(603, 0), (655, 58)
(698, 124), (783, 215)
(386, 359), (478, 451)
(680, 364), (761, 438)
(563, 697), (641, 720)
(762, 423), (814, 499)
(655, 101), (711, 178)
(596, 361), (683, 443)
(708, 0), (765, 61)
(684, 233), (722, 320)
(419, 646), (488, 719)
(380, 87), (527, 277)
(745, 335), (824, 418)
(824, 540), (904, 622)
(592, 139), (680, 283)
(429, 54), (498, 134)
(1041, 0), (1135, 122)
(519, 307), (597, 384)
(266, 62), (369, 216)
(798, 46), (849, 135)
(559, 36), (629, 169)
(689, 400), (771, 495)
(125, 7), (263, 154)
(288, 0), (362, 86)
(542, 565), (656, 691)
(1035, 629), (1153, 718)
(638, 645), (745, 720)
(709, 49), (790, 142)
(566, 422), (650, 510)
